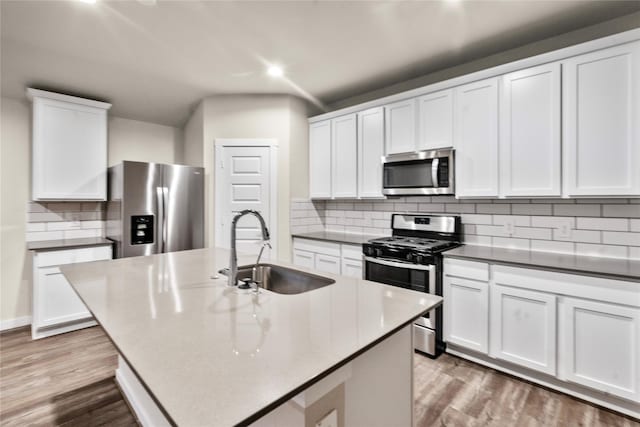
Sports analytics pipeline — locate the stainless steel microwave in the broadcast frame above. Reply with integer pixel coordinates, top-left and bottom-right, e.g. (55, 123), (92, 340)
(382, 148), (455, 196)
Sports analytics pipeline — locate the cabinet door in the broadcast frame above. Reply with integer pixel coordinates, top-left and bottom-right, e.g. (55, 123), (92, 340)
(315, 254), (341, 275)
(454, 77), (499, 197)
(32, 98), (107, 200)
(293, 249), (315, 269)
(384, 99), (417, 155)
(559, 297), (640, 401)
(417, 89), (454, 151)
(309, 120), (332, 199)
(358, 107), (385, 199)
(341, 257), (363, 279)
(490, 285), (556, 375)
(443, 276), (489, 353)
(500, 63), (561, 197)
(331, 114), (358, 198)
(36, 267), (91, 327)
(563, 41), (640, 196)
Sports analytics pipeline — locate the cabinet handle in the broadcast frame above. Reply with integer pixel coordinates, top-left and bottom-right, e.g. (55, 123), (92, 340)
(44, 272), (62, 276)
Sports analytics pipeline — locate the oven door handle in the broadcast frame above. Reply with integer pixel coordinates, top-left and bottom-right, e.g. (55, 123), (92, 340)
(364, 256), (435, 272)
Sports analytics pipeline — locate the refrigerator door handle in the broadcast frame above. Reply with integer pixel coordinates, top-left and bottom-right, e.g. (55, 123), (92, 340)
(162, 186), (169, 253)
(156, 187), (165, 253)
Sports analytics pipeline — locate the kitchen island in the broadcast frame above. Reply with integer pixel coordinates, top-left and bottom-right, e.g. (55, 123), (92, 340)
(61, 247), (441, 426)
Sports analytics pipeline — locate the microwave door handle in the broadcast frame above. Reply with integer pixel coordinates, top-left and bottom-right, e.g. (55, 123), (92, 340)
(431, 158), (440, 188)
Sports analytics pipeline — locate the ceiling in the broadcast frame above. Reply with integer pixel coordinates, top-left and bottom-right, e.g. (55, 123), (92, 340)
(2, 1), (639, 127)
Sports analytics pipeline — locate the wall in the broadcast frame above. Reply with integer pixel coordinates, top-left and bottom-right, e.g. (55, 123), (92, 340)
(0, 96), (184, 325)
(183, 102), (204, 168)
(291, 197), (640, 260)
(0, 97), (31, 326)
(328, 11), (640, 111)
(108, 117), (183, 166)
(183, 94), (309, 261)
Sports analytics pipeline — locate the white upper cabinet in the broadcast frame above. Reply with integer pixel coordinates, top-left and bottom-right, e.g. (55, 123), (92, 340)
(309, 120), (332, 199)
(500, 63), (561, 197)
(454, 77), (499, 198)
(417, 89), (454, 151)
(331, 114), (358, 198)
(563, 41), (640, 196)
(28, 89), (111, 201)
(357, 107), (385, 199)
(384, 99), (417, 155)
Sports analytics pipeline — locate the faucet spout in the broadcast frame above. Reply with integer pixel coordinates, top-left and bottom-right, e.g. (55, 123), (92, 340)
(228, 209), (270, 287)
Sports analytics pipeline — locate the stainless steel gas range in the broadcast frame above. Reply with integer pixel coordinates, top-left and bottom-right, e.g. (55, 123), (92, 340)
(362, 214), (461, 358)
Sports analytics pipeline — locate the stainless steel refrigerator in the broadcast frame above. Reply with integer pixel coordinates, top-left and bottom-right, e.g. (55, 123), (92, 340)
(107, 161), (204, 258)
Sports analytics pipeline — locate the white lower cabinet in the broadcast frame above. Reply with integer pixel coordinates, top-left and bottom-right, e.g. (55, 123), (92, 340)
(315, 254), (341, 274)
(292, 249), (315, 269)
(32, 245), (112, 340)
(443, 275), (489, 353)
(490, 285), (556, 375)
(292, 238), (363, 278)
(559, 297), (640, 402)
(444, 257), (640, 417)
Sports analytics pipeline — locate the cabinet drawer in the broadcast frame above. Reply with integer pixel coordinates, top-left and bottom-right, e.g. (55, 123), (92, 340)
(36, 245), (112, 268)
(341, 243), (362, 261)
(315, 254), (341, 275)
(293, 238), (341, 257)
(444, 258), (489, 282)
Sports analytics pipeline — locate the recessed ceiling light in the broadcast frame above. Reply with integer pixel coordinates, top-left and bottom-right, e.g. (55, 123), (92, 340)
(78, 0), (97, 4)
(267, 65), (284, 78)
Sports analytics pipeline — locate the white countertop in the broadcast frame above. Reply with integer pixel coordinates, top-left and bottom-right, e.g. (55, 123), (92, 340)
(61, 247), (441, 426)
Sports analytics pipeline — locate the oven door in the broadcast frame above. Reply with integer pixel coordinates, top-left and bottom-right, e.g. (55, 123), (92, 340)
(363, 256), (436, 329)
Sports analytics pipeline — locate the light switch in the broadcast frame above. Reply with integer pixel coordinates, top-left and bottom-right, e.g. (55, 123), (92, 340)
(315, 408), (338, 427)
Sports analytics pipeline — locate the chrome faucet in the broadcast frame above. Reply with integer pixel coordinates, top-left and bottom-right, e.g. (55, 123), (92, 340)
(228, 210), (270, 287)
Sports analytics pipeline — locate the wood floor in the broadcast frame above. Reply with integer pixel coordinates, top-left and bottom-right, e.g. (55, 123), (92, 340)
(414, 352), (639, 427)
(0, 326), (638, 427)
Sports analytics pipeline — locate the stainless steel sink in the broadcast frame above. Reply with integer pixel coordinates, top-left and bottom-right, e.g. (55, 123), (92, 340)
(235, 264), (335, 294)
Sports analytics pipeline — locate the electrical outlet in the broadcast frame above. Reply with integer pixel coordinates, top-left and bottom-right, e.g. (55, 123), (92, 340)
(503, 219), (515, 236)
(316, 409), (338, 427)
(556, 219), (572, 239)
(70, 213), (81, 228)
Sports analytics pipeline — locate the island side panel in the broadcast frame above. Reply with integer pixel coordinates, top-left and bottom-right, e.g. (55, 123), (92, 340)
(344, 324), (414, 427)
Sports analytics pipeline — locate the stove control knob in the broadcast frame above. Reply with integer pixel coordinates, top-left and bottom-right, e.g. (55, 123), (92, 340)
(406, 253), (413, 262)
(416, 255), (424, 264)
(375, 248), (383, 257)
(364, 247), (373, 256)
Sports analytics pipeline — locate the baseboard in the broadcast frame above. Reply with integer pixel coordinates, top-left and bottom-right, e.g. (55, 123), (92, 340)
(0, 316), (31, 332)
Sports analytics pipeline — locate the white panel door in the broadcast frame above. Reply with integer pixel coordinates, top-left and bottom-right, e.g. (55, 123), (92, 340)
(490, 285), (557, 375)
(443, 275), (489, 353)
(315, 254), (341, 275)
(454, 77), (499, 198)
(292, 249), (315, 269)
(309, 120), (332, 199)
(331, 114), (358, 198)
(221, 146), (271, 257)
(500, 63), (561, 197)
(563, 41), (640, 196)
(559, 297), (640, 401)
(33, 98), (107, 200)
(384, 99), (417, 155)
(417, 89), (454, 151)
(357, 107), (385, 199)
(36, 267), (91, 327)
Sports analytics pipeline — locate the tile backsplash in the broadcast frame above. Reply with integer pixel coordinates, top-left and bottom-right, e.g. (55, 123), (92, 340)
(26, 202), (105, 242)
(291, 197), (640, 260)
